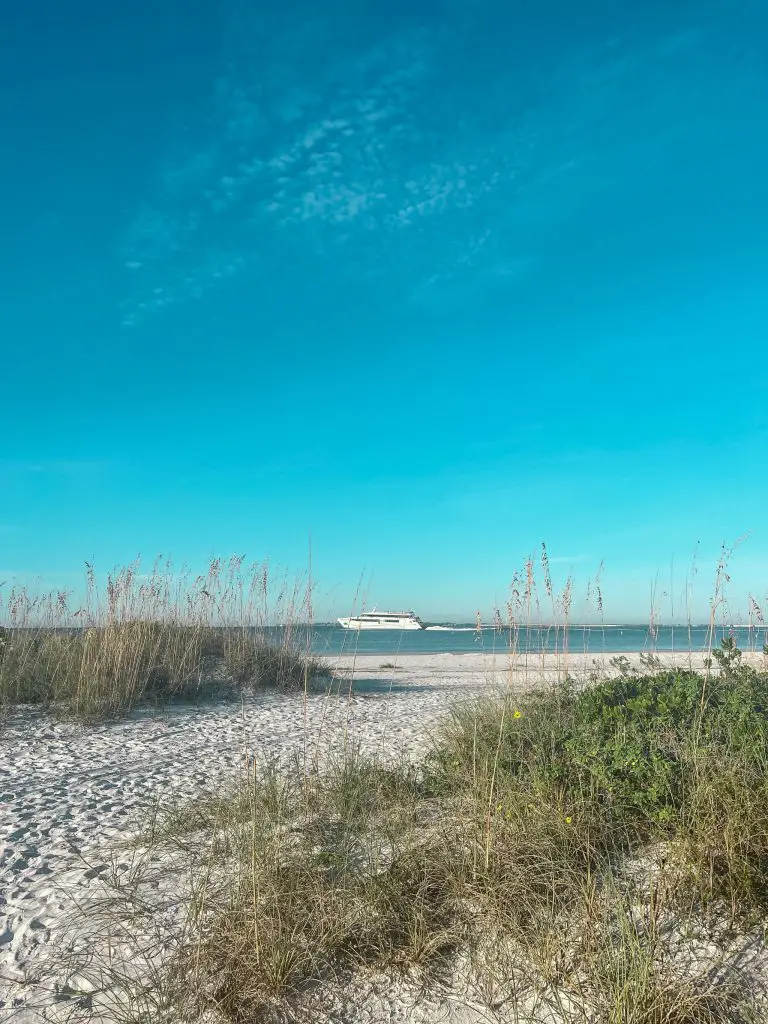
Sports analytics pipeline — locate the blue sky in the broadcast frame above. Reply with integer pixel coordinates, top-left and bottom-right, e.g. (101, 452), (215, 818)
(1, 0), (767, 622)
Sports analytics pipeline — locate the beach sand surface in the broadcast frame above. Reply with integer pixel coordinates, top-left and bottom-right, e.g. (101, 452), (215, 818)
(1, 650), (762, 1021)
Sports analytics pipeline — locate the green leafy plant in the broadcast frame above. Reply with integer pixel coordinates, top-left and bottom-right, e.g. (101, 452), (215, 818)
(561, 647), (768, 826)
(712, 635), (743, 676)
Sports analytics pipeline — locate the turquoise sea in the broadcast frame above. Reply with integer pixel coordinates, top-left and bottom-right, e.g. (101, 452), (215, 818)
(304, 625), (768, 657)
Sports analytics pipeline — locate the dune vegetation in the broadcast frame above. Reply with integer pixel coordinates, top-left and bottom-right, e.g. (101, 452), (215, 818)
(0, 557), (327, 720)
(77, 638), (768, 1023)
(6, 547), (768, 1021)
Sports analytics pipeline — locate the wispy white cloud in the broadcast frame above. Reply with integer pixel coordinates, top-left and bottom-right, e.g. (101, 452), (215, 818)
(117, 9), (725, 323)
(116, 13), (542, 323)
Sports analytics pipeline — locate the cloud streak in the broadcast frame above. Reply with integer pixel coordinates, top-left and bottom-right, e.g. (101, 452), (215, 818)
(117, 12), (542, 324)
(117, 5), (732, 325)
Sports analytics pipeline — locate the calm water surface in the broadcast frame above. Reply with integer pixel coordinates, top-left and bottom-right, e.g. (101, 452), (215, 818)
(292, 625), (768, 657)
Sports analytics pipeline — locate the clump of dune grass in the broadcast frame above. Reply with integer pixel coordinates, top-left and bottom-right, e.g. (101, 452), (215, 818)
(434, 646), (768, 918)
(0, 557), (328, 720)
(73, 752), (457, 1022)
(67, 640), (768, 1023)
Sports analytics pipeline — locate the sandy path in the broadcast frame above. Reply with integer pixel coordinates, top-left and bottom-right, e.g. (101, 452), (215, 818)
(1, 656), (504, 1020)
(0, 650), (737, 1020)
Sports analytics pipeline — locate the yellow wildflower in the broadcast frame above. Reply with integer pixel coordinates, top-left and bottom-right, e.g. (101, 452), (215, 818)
(513, 709), (522, 719)
(565, 816), (572, 824)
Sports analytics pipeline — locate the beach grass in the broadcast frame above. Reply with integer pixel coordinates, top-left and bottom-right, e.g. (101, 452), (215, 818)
(80, 641), (768, 1022)
(0, 557), (328, 719)
(9, 543), (768, 1020)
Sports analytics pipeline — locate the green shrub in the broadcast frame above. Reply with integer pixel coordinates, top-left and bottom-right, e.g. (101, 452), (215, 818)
(433, 640), (768, 833)
(565, 662), (768, 825)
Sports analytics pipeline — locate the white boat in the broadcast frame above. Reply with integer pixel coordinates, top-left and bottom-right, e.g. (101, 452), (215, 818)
(337, 610), (425, 630)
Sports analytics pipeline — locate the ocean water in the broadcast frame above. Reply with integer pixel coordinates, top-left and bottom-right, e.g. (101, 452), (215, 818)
(304, 624), (768, 657)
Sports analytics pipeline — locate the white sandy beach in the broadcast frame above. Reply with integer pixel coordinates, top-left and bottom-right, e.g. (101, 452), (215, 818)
(1, 650), (763, 1022)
